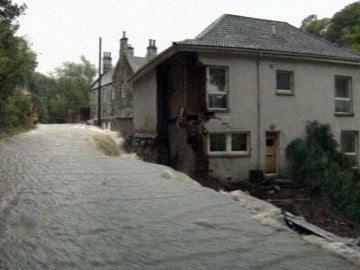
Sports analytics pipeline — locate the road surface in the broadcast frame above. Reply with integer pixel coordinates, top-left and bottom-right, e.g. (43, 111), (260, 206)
(0, 124), (358, 269)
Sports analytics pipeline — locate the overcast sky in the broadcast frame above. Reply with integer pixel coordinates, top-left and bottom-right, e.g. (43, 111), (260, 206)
(13, 0), (357, 74)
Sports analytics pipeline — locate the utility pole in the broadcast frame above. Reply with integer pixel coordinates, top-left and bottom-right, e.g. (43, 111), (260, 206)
(97, 37), (102, 127)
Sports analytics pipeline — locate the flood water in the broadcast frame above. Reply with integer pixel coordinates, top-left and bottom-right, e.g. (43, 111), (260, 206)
(0, 125), (358, 270)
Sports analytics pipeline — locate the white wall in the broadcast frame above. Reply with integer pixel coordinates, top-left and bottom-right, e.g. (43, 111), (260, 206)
(200, 53), (259, 181)
(133, 70), (158, 136)
(259, 58), (360, 175)
(199, 52), (360, 182)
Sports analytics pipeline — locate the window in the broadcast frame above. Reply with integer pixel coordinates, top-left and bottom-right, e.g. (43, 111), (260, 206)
(207, 66), (228, 110)
(335, 76), (352, 114)
(276, 70), (293, 94)
(231, 133), (248, 151)
(208, 132), (250, 155)
(341, 131), (358, 168)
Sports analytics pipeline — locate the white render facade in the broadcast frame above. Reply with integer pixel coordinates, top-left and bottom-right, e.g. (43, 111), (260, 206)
(130, 14), (360, 182)
(133, 69), (157, 137)
(199, 53), (360, 181)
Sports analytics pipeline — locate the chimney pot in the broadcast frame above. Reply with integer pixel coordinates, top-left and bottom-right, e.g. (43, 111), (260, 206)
(146, 39), (157, 59)
(102, 52), (112, 74)
(127, 44), (134, 56)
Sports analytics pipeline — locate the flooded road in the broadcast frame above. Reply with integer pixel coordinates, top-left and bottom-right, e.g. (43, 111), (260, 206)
(0, 124), (358, 269)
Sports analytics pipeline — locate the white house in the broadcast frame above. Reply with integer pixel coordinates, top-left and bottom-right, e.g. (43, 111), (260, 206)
(129, 14), (360, 184)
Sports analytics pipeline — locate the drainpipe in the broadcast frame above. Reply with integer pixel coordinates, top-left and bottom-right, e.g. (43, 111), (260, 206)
(256, 54), (261, 170)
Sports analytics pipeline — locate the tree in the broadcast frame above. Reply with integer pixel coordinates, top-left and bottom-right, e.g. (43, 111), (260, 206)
(0, 0), (37, 129)
(300, 15), (330, 38)
(30, 72), (57, 122)
(286, 121), (360, 221)
(325, 2), (360, 45)
(31, 56), (96, 123)
(301, 2), (360, 52)
(343, 25), (360, 51)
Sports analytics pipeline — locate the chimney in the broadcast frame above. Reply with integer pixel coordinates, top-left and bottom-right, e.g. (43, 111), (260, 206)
(102, 52), (112, 74)
(146, 39), (157, 59)
(127, 44), (134, 56)
(272, 22), (276, 35)
(120, 31), (128, 57)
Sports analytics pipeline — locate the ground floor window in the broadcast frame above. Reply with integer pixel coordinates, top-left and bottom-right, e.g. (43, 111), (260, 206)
(341, 130), (358, 168)
(208, 132), (250, 156)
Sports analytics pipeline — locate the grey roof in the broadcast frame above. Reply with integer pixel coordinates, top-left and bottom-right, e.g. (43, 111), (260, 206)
(175, 14), (360, 61)
(90, 69), (114, 90)
(127, 56), (147, 72)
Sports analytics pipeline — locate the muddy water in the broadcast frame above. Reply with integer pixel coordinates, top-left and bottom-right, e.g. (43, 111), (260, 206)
(0, 125), (358, 269)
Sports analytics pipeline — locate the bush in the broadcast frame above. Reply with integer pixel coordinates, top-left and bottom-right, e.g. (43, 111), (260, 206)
(286, 121), (360, 221)
(0, 93), (31, 128)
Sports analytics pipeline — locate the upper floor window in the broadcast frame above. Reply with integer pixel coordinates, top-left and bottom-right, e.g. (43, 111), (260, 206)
(276, 70), (293, 94)
(207, 66), (228, 110)
(341, 130), (358, 168)
(335, 76), (352, 115)
(208, 132), (250, 156)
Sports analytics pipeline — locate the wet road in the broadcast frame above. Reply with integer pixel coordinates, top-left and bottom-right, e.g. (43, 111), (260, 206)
(0, 124), (358, 269)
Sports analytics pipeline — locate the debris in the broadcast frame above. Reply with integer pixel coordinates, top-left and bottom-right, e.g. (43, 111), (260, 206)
(282, 210), (354, 245)
(224, 177), (360, 239)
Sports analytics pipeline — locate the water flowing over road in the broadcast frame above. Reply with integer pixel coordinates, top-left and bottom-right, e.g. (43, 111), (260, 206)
(0, 124), (358, 269)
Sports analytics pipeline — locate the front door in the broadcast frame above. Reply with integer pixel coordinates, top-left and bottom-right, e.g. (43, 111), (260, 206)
(265, 132), (278, 173)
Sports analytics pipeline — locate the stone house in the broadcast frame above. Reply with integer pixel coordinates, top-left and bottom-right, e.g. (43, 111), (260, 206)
(111, 32), (157, 138)
(89, 52), (114, 129)
(129, 14), (360, 184)
(89, 32), (156, 137)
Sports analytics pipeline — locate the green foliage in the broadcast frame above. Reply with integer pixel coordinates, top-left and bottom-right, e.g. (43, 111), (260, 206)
(0, 91), (31, 127)
(300, 15), (330, 38)
(343, 25), (360, 52)
(0, 0), (26, 25)
(305, 122), (338, 152)
(286, 121), (360, 221)
(0, 0), (37, 129)
(31, 56), (96, 123)
(326, 2), (360, 44)
(301, 2), (360, 52)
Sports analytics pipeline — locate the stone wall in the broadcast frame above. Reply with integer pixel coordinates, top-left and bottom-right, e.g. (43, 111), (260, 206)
(111, 117), (133, 139)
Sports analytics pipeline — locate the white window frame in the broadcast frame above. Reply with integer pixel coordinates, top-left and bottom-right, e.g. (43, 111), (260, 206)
(335, 75), (353, 115)
(341, 130), (358, 169)
(206, 66), (229, 111)
(276, 70), (294, 95)
(208, 132), (250, 156)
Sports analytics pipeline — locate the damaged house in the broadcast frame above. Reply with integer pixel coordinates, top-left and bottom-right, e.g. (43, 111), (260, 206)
(129, 14), (360, 184)
(89, 32), (157, 138)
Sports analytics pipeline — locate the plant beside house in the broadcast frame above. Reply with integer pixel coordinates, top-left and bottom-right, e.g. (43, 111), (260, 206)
(286, 121), (360, 222)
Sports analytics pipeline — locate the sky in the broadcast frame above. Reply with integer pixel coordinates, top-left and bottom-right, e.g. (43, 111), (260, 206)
(12, 0), (358, 74)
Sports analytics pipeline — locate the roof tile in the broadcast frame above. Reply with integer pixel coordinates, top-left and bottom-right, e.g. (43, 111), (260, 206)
(176, 14), (360, 61)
